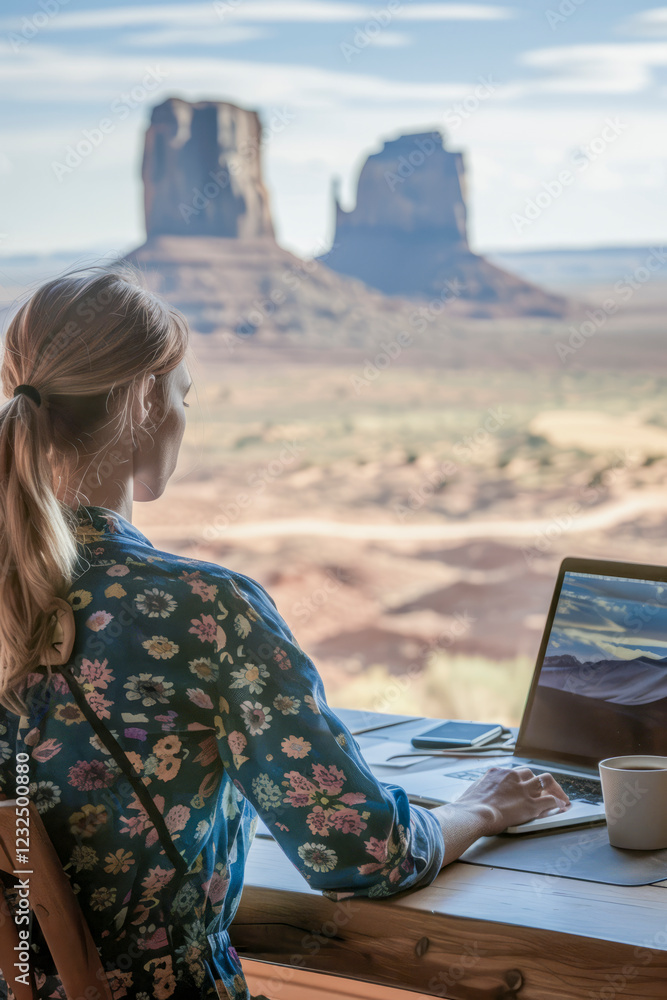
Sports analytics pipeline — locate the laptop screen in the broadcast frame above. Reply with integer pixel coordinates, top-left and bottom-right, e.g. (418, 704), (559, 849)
(517, 565), (667, 769)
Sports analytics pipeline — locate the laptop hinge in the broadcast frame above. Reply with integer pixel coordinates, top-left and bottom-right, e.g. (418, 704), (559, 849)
(523, 757), (599, 777)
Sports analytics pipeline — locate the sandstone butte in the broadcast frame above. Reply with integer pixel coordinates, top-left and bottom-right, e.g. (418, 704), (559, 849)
(126, 97), (572, 346)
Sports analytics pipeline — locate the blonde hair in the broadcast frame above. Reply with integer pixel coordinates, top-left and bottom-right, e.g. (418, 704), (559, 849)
(0, 265), (189, 711)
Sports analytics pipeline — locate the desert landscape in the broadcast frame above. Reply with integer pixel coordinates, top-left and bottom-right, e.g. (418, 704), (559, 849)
(132, 339), (667, 729)
(4, 97), (667, 730)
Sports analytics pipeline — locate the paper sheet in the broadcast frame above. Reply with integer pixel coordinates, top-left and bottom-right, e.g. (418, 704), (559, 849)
(356, 738), (433, 768)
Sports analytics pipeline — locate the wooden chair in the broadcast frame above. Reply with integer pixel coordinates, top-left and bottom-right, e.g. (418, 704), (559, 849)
(0, 799), (112, 1000)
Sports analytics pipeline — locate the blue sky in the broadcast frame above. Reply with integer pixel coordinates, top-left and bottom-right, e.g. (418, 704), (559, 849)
(1, 0), (666, 258)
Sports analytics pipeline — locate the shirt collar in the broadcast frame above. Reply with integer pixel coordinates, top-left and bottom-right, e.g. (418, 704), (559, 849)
(74, 504), (154, 549)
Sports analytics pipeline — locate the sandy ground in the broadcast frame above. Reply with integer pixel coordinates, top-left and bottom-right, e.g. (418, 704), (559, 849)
(4, 270), (664, 725)
(124, 286), (667, 725)
(134, 473), (667, 722)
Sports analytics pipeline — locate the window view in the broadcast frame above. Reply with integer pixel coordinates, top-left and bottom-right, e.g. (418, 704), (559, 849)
(2, 5), (667, 999)
(2, 1), (665, 735)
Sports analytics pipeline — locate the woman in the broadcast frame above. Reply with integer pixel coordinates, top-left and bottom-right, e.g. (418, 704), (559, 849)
(0, 268), (568, 1000)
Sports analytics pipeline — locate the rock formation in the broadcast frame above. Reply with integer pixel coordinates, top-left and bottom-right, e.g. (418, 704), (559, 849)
(142, 98), (275, 240)
(126, 234), (415, 347)
(128, 102), (572, 346)
(322, 131), (567, 316)
(333, 131), (469, 250)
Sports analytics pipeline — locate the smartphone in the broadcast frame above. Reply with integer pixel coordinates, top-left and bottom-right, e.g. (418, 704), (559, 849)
(411, 721), (503, 749)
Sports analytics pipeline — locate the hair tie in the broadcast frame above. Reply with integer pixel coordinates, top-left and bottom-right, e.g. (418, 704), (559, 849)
(13, 384), (42, 407)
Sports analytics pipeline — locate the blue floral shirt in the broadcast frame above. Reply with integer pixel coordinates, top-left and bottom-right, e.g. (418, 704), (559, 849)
(0, 505), (445, 1000)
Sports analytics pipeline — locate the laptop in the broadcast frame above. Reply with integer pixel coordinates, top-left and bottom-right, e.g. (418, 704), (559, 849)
(405, 556), (667, 833)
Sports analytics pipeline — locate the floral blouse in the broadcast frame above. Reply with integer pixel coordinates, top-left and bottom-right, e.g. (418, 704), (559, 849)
(0, 506), (445, 1000)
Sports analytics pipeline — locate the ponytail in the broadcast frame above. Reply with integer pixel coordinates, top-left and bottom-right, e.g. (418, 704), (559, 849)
(0, 390), (77, 712)
(0, 265), (188, 711)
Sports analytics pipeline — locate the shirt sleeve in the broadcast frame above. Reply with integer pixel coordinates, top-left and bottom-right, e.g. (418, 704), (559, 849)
(212, 571), (445, 899)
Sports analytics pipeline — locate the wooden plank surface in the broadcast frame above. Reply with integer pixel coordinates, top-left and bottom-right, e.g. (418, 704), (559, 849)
(232, 840), (667, 997)
(242, 960), (433, 999)
(231, 710), (667, 998)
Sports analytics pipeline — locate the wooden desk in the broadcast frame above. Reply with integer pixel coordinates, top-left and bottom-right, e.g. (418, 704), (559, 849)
(231, 715), (667, 999)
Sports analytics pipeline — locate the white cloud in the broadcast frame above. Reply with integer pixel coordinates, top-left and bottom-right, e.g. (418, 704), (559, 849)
(625, 7), (667, 36)
(401, 3), (514, 18)
(1, 11), (666, 257)
(128, 25), (267, 46)
(604, 635), (667, 650)
(519, 42), (667, 94)
(0, 46), (478, 107)
(461, 103), (667, 249)
(561, 626), (667, 659)
(596, 642), (665, 661)
(126, 24), (409, 48)
(3, 67), (666, 257)
(0, 1), (515, 31)
(368, 31), (413, 47)
(577, 163), (625, 192)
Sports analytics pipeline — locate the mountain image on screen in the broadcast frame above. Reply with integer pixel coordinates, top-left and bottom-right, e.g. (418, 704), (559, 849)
(520, 572), (667, 761)
(540, 653), (667, 705)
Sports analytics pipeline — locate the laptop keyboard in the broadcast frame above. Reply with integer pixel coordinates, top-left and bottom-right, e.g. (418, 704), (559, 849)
(445, 763), (603, 805)
(540, 771), (603, 805)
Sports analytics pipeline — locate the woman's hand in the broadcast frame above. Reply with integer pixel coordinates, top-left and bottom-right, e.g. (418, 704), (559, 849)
(430, 766), (571, 866)
(454, 766), (570, 835)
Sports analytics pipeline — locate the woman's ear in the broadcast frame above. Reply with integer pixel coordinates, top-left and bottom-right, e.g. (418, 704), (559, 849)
(130, 373), (157, 430)
(42, 598), (76, 667)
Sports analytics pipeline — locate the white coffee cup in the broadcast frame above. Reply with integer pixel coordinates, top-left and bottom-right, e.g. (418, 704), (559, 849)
(599, 755), (667, 850)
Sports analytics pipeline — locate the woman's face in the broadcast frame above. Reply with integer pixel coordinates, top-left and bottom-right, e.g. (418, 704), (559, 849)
(132, 359), (192, 502)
